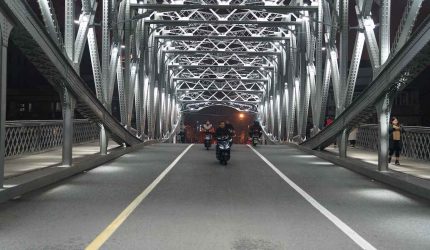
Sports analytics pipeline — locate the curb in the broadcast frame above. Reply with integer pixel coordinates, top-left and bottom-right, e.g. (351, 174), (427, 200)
(289, 143), (430, 201)
(0, 140), (157, 204)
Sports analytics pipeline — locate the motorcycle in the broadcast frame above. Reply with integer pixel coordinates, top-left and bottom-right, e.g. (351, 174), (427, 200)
(216, 135), (232, 165)
(204, 132), (212, 150)
(251, 133), (260, 146)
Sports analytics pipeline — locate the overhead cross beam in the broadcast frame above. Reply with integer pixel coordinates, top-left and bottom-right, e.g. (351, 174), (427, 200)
(131, 4), (318, 14)
(144, 20), (301, 27)
(156, 35), (290, 41)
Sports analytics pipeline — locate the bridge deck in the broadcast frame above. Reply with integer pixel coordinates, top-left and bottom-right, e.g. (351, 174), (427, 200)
(1, 144), (430, 249)
(4, 141), (119, 179)
(325, 146), (430, 180)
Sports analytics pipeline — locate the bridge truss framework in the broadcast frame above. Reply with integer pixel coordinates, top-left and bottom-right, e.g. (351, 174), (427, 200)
(0, 0), (430, 186)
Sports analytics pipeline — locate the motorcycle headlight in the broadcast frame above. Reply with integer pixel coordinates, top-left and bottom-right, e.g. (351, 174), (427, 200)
(219, 145), (226, 149)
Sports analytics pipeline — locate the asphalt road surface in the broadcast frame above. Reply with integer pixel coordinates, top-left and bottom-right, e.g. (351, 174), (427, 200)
(1, 143), (429, 250)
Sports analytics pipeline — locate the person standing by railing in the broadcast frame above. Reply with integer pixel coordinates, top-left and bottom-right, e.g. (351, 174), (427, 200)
(389, 117), (404, 165)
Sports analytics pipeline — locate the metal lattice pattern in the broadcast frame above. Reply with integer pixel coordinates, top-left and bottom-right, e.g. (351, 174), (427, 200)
(5, 120), (99, 159)
(356, 125), (430, 161)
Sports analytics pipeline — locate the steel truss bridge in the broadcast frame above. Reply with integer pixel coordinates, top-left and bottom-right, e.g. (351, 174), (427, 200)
(0, 0), (430, 187)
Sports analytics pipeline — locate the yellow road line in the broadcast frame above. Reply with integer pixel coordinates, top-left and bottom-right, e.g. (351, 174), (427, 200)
(86, 144), (194, 250)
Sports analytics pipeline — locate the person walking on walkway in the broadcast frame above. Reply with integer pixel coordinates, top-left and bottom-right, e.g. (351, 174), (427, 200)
(348, 127), (358, 147)
(389, 117), (404, 165)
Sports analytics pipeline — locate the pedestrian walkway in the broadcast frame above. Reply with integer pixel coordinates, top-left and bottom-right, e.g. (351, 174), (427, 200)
(4, 141), (119, 179)
(1, 144), (430, 249)
(325, 146), (430, 179)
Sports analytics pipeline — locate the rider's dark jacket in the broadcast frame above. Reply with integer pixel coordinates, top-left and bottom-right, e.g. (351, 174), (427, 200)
(215, 127), (231, 138)
(249, 124), (263, 136)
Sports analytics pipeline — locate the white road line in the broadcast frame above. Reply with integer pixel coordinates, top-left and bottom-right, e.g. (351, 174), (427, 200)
(248, 145), (376, 250)
(86, 144), (194, 250)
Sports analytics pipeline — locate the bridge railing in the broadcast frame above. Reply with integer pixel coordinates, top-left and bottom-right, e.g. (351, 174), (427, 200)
(5, 120), (100, 159)
(356, 125), (430, 161)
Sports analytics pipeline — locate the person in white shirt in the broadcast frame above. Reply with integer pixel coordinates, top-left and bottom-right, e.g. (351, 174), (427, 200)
(202, 120), (213, 132)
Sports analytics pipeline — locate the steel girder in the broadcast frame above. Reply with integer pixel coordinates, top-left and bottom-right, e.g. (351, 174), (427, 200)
(302, 16), (430, 149)
(141, 2), (300, 141)
(0, 0), (142, 146)
(145, 20), (300, 27)
(131, 4), (318, 14)
(3, 0), (426, 154)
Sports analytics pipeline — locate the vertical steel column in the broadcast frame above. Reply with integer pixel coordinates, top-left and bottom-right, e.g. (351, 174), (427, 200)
(102, 0), (111, 104)
(62, 89), (74, 166)
(100, 0), (111, 153)
(148, 80), (155, 139)
(297, 22), (308, 141)
(0, 45), (5, 187)
(319, 1), (333, 129)
(100, 124), (108, 154)
(279, 48), (288, 140)
(338, 0), (349, 158)
(0, 16), (12, 187)
(135, 19), (145, 136)
(286, 40), (296, 141)
(375, 93), (394, 171)
(65, 0), (75, 61)
(380, 0), (391, 64)
(269, 95), (274, 136)
(313, 0), (324, 133)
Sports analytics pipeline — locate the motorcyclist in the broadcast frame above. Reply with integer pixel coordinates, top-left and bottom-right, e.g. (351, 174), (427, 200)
(225, 120), (235, 147)
(249, 120), (263, 138)
(201, 120), (214, 147)
(215, 121), (232, 160)
(202, 120), (213, 132)
(215, 121), (232, 138)
(215, 121), (232, 164)
(225, 120), (235, 136)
